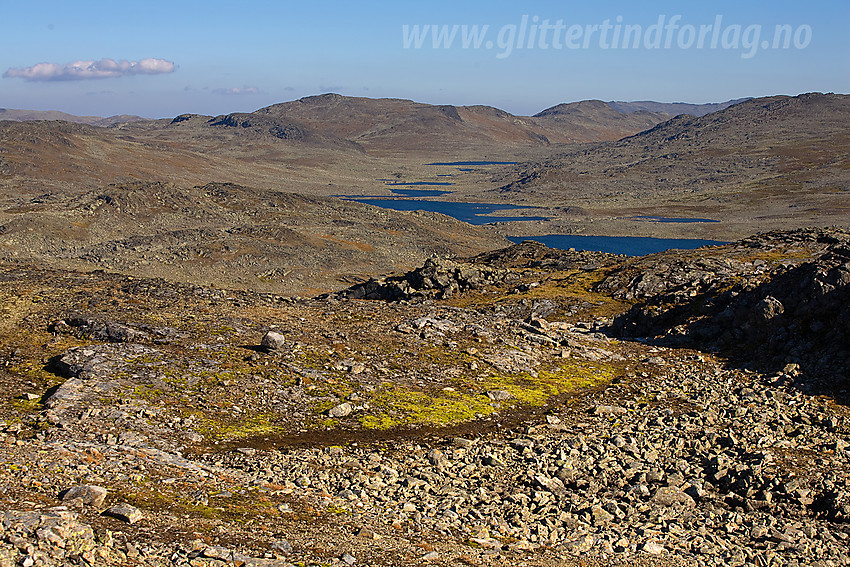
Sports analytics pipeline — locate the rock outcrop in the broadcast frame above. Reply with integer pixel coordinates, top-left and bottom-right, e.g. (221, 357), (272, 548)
(604, 228), (850, 391)
(326, 256), (510, 301)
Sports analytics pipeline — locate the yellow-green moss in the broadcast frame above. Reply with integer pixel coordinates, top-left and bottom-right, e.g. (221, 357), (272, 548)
(7, 360), (68, 389)
(115, 485), (279, 525)
(360, 387), (494, 430)
(198, 413), (280, 441)
(361, 359), (616, 430)
(10, 398), (42, 412)
(448, 267), (633, 321)
(484, 360), (614, 407)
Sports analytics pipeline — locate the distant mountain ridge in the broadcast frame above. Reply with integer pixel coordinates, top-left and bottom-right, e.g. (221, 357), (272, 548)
(154, 94), (755, 153)
(532, 99), (670, 141)
(0, 108), (146, 127)
(607, 98), (750, 117)
(1, 95), (754, 153)
(110, 94), (692, 155)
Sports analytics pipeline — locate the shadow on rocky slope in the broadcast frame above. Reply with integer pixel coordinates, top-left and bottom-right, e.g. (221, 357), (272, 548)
(605, 229), (850, 403)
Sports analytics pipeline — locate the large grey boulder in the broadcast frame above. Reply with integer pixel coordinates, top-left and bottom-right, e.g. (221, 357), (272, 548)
(261, 331), (286, 351)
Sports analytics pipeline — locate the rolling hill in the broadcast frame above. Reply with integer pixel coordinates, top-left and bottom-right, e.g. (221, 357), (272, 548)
(492, 92), (850, 238)
(0, 180), (508, 293)
(2, 94), (726, 160)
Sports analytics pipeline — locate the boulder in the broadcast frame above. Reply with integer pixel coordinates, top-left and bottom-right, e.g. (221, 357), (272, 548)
(261, 331), (286, 351)
(59, 485), (108, 508)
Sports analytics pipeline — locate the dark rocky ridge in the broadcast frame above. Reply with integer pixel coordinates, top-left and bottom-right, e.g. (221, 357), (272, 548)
(325, 257), (511, 301)
(603, 228), (850, 395)
(173, 110), (366, 152)
(329, 241), (624, 301)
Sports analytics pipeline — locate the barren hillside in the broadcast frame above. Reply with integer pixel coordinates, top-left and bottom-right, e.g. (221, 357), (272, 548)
(0, 180), (508, 294)
(490, 93), (850, 240)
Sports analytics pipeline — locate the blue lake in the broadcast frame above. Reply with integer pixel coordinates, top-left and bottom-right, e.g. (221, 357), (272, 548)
(386, 181), (455, 186)
(387, 188), (453, 197)
(507, 235), (727, 256)
(634, 215), (720, 224)
(341, 190), (727, 254)
(426, 160), (518, 166)
(344, 198), (548, 225)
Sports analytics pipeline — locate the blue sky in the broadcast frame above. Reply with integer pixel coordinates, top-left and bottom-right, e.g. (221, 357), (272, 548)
(1, 1), (847, 118)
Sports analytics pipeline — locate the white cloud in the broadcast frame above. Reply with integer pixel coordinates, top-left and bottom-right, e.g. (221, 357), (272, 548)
(212, 86), (261, 96)
(3, 58), (175, 81)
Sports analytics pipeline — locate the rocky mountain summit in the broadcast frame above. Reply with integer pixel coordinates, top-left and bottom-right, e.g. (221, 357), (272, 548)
(0, 229), (848, 566)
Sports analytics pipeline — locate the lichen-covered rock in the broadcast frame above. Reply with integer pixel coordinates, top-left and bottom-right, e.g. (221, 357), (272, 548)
(49, 312), (151, 342)
(328, 402), (353, 418)
(1, 509), (97, 556)
(60, 485), (108, 508)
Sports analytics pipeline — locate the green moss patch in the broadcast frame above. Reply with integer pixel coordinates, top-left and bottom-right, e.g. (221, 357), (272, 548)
(197, 413), (282, 442)
(360, 387), (494, 430)
(361, 359), (616, 430)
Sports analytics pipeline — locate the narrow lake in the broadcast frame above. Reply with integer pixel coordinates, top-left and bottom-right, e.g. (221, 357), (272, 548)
(426, 160), (518, 166)
(633, 215), (720, 224)
(344, 180), (728, 254)
(386, 181), (455, 186)
(387, 188), (453, 197)
(507, 235), (727, 256)
(345, 197), (548, 225)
